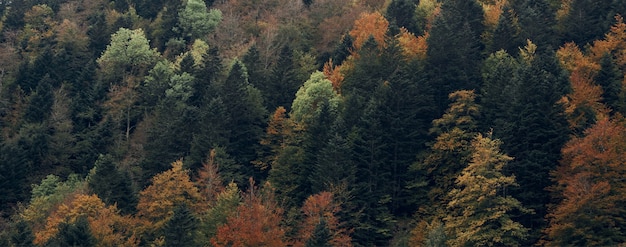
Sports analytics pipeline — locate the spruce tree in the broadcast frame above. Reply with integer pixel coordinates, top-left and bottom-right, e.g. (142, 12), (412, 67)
(54, 216), (96, 247)
(305, 219), (332, 247)
(164, 204), (200, 247)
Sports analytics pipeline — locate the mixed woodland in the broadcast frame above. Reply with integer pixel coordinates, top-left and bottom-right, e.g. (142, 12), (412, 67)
(1, 0), (626, 246)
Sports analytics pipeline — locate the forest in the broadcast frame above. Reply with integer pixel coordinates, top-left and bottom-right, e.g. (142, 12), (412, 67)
(0, 0), (625, 246)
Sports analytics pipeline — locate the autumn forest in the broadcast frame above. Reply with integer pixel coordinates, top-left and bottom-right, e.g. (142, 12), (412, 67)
(0, 0), (625, 246)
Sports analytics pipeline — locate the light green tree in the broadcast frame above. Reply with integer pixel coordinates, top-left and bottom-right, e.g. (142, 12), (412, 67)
(290, 71), (341, 126)
(445, 133), (530, 247)
(98, 28), (160, 142)
(178, 0), (222, 41)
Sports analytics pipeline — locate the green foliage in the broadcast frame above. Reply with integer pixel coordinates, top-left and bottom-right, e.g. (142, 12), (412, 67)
(88, 154), (137, 214)
(97, 28), (160, 79)
(52, 216), (96, 247)
(305, 219), (332, 247)
(291, 71), (341, 126)
(163, 204), (200, 247)
(177, 0), (222, 41)
(9, 220), (35, 247)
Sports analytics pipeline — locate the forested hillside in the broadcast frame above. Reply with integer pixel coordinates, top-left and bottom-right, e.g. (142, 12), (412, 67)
(1, 0), (625, 246)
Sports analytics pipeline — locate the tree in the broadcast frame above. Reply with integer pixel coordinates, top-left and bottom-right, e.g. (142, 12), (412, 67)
(218, 60), (267, 170)
(426, 0), (485, 110)
(163, 204), (200, 247)
(211, 181), (287, 247)
(137, 160), (203, 231)
(98, 28), (160, 143)
(9, 220), (35, 247)
(445, 133), (530, 247)
(88, 154), (137, 214)
(305, 219), (332, 247)
(177, 0), (222, 41)
(544, 117), (626, 246)
(412, 90), (480, 218)
(53, 216), (96, 247)
(296, 192), (352, 247)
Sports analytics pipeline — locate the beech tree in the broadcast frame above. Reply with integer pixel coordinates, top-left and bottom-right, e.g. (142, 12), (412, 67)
(211, 181), (287, 247)
(445, 133), (530, 247)
(544, 117), (626, 246)
(177, 0), (222, 41)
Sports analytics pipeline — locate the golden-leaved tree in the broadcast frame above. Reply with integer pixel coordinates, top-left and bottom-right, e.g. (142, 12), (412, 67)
(445, 133), (530, 247)
(137, 160), (203, 231)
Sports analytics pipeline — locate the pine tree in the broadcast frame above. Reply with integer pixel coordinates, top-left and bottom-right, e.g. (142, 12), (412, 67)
(426, 0), (485, 111)
(445, 134), (530, 247)
(163, 204), (200, 247)
(9, 220), (35, 247)
(54, 216), (96, 247)
(489, 6), (524, 54)
(596, 53), (624, 114)
(305, 219), (332, 247)
(88, 154), (137, 214)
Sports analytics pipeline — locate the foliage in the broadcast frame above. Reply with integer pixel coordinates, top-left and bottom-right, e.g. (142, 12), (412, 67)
(544, 117), (626, 246)
(445, 133), (530, 247)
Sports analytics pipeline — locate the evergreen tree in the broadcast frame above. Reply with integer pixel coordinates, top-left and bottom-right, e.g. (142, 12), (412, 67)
(386, 0), (419, 34)
(511, 0), (558, 48)
(164, 204), (200, 247)
(445, 134), (530, 247)
(23, 75), (54, 123)
(492, 49), (570, 244)
(9, 220), (35, 247)
(426, 0), (485, 111)
(219, 60), (266, 174)
(305, 219), (332, 247)
(53, 216), (96, 247)
(558, 0), (613, 46)
(268, 45), (301, 111)
(596, 53), (624, 114)
(88, 154), (137, 214)
(489, 6), (524, 54)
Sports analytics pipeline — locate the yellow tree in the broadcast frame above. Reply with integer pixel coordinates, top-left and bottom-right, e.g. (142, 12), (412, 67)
(137, 160), (203, 230)
(34, 193), (139, 246)
(445, 134), (530, 247)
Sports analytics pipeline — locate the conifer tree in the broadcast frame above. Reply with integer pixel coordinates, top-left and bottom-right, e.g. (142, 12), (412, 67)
(163, 204), (200, 247)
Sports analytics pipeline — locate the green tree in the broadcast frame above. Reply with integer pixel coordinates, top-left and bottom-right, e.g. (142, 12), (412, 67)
(9, 220), (35, 247)
(177, 0), (222, 41)
(557, 0), (613, 46)
(489, 6), (523, 54)
(426, 0), (485, 110)
(98, 28), (160, 143)
(88, 154), (137, 214)
(445, 134), (530, 247)
(305, 219), (332, 247)
(163, 204), (200, 247)
(218, 60), (266, 170)
(596, 53), (624, 114)
(52, 216), (96, 247)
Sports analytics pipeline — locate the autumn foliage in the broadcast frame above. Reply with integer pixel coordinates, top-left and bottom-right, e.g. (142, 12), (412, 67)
(211, 180), (287, 247)
(545, 117), (626, 246)
(296, 192), (352, 246)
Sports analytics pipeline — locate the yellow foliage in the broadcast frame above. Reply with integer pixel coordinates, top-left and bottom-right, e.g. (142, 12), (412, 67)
(34, 194), (139, 247)
(349, 12), (389, 51)
(323, 60), (345, 93)
(482, 0), (506, 29)
(396, 28), (428, 61)
(137, 160), (203, 229)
